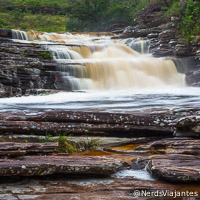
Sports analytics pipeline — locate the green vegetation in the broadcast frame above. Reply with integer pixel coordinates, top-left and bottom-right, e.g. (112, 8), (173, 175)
(37, 51), (53, 59)
(57, 135), (100, 154)
(178, 0), (200, 43)
(0, 0), (199, 41)
(38, 133), (100, 154)
(66, 0), (135, 31)
(0, 0), (67, 32)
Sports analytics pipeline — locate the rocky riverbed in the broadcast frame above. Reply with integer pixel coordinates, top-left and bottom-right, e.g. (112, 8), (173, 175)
(0, 4), (200, 198)
(0, 109), (199, 199)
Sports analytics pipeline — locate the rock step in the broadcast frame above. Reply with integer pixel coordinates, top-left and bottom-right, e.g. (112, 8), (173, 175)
(134, 139), (200, 155)
(0, 155), (127, 177)
(0, 142), (58, 158)
(1, 177), (198, 200)
(146, 154), (200, 183)
(0, 110), (175, 136)
(0, 110), (200, 137)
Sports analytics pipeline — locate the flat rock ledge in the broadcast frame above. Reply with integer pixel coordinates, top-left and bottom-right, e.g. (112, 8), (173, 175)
(134, 139), (200, 155)
(0, 155), (128, 177)
(131, 139), (200, 183)
(146, 154), (200, 183)
(0, 110), (191, 137)
(0, 142), (58, 158)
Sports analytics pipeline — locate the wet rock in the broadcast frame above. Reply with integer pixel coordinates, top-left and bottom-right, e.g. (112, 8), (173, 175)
(0, 110), (175, 136)
(175, 44), (189, 56)
(0, 142), (58, 158)
(146, 154), (200, 182)
(0, 37), (78, 97)
(0, 83), (22, 98)
(134, 139), (200, 155)
(186, 69), (200, 87)
(1, 109), (200, 137)
(0, 28), (12, 39)
(1, 175), (199, 200)
(147, 33), (158, 39)
(122, 26), (151, 38)
(24, 89), (59, 96)
(0, 155), (127, 176)
(172, 115), (200, 137)
(159, 30), (175, 41)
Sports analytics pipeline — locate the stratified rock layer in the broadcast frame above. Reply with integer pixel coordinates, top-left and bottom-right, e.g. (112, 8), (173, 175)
(132, 138), (200, 183)
(146, 154), (200, 182)
(0, 155), (127, 176)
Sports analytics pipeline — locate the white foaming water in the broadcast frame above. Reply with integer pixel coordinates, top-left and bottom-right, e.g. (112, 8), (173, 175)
(11, 29), (186, 91)
(7, 29), (199, 113)
(113, 169), (155, 181)
(0, 87), (200, 113)
(121, 38), (150, 54)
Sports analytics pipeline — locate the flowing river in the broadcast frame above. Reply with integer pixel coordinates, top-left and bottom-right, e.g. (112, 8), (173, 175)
(1, 30), (200, 113)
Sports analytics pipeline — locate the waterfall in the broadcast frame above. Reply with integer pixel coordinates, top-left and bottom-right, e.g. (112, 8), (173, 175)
(122, 38), (150, 54)
(84, 45), (185, 90)
(10, 29), (186, 91)
(46, 43), (185, 90)
(11, 30), (28, 40)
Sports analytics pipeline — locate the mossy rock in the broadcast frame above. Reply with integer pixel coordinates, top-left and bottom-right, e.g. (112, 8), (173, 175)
(37, 51), (53, 60)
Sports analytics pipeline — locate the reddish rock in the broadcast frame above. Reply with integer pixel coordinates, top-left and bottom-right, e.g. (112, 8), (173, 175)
(0, 142), (58, 158)
(134, 139), (200, 155)
(0, 110), (177, 136)
(146, 154), (200, 183)
(0, 155), (128, 176)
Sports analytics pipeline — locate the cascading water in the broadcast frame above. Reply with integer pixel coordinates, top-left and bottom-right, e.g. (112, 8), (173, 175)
(46, 43), (185, 90)
(10, 29), (185, 91)
(83, 45), (185, 90)
(5, 29), (200, 113)
(122, 38), (150, 54)
(11, 30), (28, 40)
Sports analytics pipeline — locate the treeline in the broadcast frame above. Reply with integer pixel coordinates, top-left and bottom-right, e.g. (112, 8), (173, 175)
(66, 0), (137, 31)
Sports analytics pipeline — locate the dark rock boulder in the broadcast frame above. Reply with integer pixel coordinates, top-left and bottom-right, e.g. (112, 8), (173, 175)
(0, 83), (22, 98)
(186, 69), (200, 87)
(172, 115), (200, 137)
(122, 26), (151, 38)
(0, 28), (12, 39)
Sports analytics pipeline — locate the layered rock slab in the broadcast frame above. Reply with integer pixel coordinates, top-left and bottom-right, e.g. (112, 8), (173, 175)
(0, 176), (199, 200)
(131, 139), (200, 183)
(146, 154), (200, 183)
(0, 142), (58, 158)
(0, 155), (127, 176)
(134, 139), (200, 155)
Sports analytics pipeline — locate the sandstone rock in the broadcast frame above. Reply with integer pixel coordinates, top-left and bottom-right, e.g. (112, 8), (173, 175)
(0, 142), (58, 158)
(0, 173), (199, 200)
(186, 69), (200, 87)
(172, 115), (200, 137)
(134, 139), (200, 155)
(146, 154), (200, 182)
(0, 155), (127, 176)
(0, 110), (176, 136)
